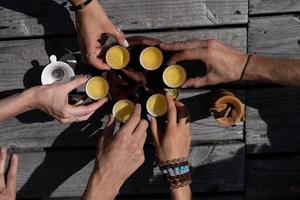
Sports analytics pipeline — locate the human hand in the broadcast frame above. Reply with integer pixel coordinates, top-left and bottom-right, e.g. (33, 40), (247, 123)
(95, 104), (148, 184)
(30, 75), (108, 123)
(0, 148), (18, 200)
(149, 93), (191, 161)
(82, 105), (148, 200)
(160, 39), (248, 88)
(75, 0), (128, 70)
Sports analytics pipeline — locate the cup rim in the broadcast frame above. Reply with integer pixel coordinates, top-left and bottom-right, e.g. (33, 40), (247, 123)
(163, 64), (187, 88)
(139, 46), (163, 71)
(112, 99), (134, 122)
(41, 61), (74, 85)
(85, 76), (110, 101)
(146, 94), (168, 117)
(105, 45), (130, 70)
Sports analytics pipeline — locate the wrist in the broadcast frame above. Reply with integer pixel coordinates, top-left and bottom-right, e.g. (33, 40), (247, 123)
(20, 86), (42, 111)
(170, 185), (192, 200)
(23, 86), (43, 110)
(242, 54), (261, 81)
(93, 167), (124, 190)
(74, 0), (102, 15)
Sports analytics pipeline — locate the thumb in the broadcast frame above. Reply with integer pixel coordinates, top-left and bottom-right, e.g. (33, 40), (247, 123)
(64, 75), (89, 92)
(182, 77), (208, 88)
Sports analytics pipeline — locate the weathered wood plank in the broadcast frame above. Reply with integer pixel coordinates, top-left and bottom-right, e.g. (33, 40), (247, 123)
(250, 0), (300, 14)
(0, 0), (248, 38)
(248, 15), (300, 58)
(0, 89), (244, 149)
(0, 28), (246, 91)
(246, 87), (300, 154)
(246, 155), (300, 200)
(44, 194), (244, 200)
(14, 143), (244, 198)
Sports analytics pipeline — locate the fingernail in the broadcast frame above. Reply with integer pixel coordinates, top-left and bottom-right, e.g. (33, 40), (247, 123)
(146, 114), (152, 121)
(124, 39), (129, 48)
(181, 84), (188, 88)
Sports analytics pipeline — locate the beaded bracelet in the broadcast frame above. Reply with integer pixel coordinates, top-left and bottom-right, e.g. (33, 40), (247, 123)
(159, 157), (192, 189)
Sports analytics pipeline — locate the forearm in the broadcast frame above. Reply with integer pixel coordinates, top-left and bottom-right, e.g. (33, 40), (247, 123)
(171, 186), (192, 200)
(243, 55), (300, 87)
(0, 88), (36, 122)
(82, 169), (123, 200)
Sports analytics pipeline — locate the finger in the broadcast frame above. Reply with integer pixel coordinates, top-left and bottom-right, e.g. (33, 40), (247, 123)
(149, 116), (160, 146)
(166, 93), (177, 129)
(64, 75), (89, 92)
(103, 114), (116, 138)
(7, 154), (18, 194)
(132, 119), (148, 146)
(85, 46), (111, 70)
(109, 25), (129, 48)
(0, 147), (7, 189)
(160, 39), (208, 51)
(166, 48), (207, 65)
(128, 37), (162, 47)
(182, 77), (208, 88)
(69, 97), (108, 116)
(118, 104), (141, 138)
(175, 100), (189, 128)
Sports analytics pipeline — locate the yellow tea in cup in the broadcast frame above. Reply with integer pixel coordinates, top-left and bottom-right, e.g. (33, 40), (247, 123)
(140, 47), (163, 70)
(146, 94), (168, 117)
(163, 65), (187, 88)
(106, 45), (130, 69)
(113, 99), (135, 122)
(86, 76), (109, 100)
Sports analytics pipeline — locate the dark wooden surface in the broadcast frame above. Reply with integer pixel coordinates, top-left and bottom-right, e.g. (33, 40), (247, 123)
(0, 0), (300, 199)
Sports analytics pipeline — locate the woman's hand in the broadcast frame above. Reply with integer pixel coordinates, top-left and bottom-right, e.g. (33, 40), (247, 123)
(30, 75), (108, 123)
(0, 148), (18, 200)
(149, 94), (192, 200)
(75, 0), (128, 70)
(149, 93), (191, 161)
(82, 104), (148, 200)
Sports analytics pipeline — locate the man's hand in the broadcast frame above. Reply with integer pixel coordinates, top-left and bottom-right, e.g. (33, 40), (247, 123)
(0, 148), (18, 200)
(160, 39), (248, 88)
(75, 0), (128, 70)
(82, 104), (148, 200)
(31, 75), (108, 123)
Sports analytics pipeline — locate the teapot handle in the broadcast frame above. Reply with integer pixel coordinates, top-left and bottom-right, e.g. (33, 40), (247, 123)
(49, 55), (57, 63)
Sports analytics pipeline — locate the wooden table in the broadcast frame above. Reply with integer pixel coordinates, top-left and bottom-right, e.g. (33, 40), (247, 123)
(1, 0), (300, 199)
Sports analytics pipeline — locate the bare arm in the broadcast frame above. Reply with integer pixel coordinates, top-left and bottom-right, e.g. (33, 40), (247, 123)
(82, 105), (148, 200)
(68, 0), (127, 70)
(150, 94), (192, 200)
(160, 39), (300, 88)
(0, 76), (107, 123)
(0, 89), (34, 122)
(243, 55), (300, 87)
